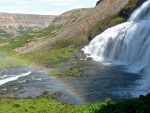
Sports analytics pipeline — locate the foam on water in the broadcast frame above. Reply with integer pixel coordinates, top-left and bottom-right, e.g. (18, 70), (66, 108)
(0, 71), (32, 86)
(83, 0), (150, 91)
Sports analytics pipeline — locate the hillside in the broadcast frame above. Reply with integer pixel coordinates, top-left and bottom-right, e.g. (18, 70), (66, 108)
(0, 0), (150, 113)
(13, 8), (91, 55)
(0, 0), (145, 68)
(14, 0), (134, 55)
(52, 8), (91, 26)
(0, 13), (55, 39)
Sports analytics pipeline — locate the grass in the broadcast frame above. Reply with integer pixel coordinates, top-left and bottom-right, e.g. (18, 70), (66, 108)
(18, 46), (78, 67)
(0, 23), (79, 68)
(0, 34), (34, 55)
(0, 25), (63, 55)
(0, 97), (68, 113)
(33, 25), (63, 38)
(0, 29), (13, 41)
(0, 0), (149, 112)
(0, 53), (27, 69)
(88, 0), (140, 41)
(49, 67), (84, 77)
(0, 93), (150, 113)
(17, 26), (33, 34)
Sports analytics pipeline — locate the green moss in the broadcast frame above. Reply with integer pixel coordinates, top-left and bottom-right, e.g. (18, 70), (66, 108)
(49, 67), (84, 77)
(0, 34), (34, 55)
(0, 29), (13, 39)
(88, 0), (139, 41)
(1, 93), (150, 113)
(110, 17), (125, 25)
(0, 57), (26, 69)
(18, 47), (78, 67)
(0, 97), (69, 113)
(33, 25), (63, 38)
(0, 25), (63, 55)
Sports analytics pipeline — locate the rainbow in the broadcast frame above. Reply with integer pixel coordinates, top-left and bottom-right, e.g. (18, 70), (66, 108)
(0, 53), (87, 105)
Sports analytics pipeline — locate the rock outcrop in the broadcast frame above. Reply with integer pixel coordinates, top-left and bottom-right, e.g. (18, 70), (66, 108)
(14, 0), (140, 55)
(0, 13), (56, 37)
(96, 0), (103, 6)
(52, 8), (91, 26)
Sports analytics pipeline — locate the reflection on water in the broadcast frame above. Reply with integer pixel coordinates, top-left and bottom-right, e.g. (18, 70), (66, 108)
(0, 66), (83, 105)
(55, 61), (147, 103)
(0, 61), (147, 104)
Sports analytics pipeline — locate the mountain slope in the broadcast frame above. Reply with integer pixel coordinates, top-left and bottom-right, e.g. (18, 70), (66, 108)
(0, 0), (144, 67)
(14, 0), (131, 55)
(0, 13), (56, 39)
(52, 8), (91, 26)
(14, 8), (91, 55)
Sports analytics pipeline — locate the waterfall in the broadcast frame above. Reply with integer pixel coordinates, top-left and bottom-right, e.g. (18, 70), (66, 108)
(83, 0), (150, 88)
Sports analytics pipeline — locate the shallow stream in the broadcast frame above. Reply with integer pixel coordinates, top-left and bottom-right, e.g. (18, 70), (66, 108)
(0, 61), (148, 105)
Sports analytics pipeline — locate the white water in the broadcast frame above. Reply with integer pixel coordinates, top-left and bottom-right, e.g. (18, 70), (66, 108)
(83, 1), (150, 89)
(0, 71), (31, 86)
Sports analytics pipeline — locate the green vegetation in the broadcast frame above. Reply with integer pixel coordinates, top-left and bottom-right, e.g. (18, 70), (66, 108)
(88, 0), (140, 41)
(33, 25), (63, 38)
(18, 46), (78, 67)
(0, 57), (25, 69)
(17, 26), (33, 34)
(0, 25), (63, 54)
(0, 29), (13, 41)
(0, 93), (150, 113)
(0, 1), (149, 113)
(49, 67), (84, 77)
(0, 97), (69, 113)
(0, 33), (34, 54)
(0, 23), (78, 67)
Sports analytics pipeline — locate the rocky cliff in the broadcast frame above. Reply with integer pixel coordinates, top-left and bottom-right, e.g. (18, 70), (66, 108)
(14, 8), (91, 54)
(0, 13), (55, 38)
(0, 0), (144, 68)
(17, 0), (131, 53)
(2, 0), (143, 57)
(52, 8), (91, 26)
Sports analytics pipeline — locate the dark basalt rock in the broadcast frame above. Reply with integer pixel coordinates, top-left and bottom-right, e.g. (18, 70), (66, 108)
(38, 91), (63, 100)
(96, 0), (103, 6)
(86, 57), (93, 61)
(139, 95), (145, 99)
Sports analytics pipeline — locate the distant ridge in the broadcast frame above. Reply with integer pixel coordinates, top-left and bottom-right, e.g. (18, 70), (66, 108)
(0, 12), (56, 37)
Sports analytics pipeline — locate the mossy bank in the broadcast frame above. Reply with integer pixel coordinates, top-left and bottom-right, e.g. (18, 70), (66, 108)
(49, 67), (84, 77)
(0, 93), (150, 113)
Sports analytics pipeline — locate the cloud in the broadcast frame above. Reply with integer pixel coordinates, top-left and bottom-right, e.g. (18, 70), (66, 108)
(43, 0), (75, 6)
(15, 1), (29, 4)
(0, 0), (96, 15)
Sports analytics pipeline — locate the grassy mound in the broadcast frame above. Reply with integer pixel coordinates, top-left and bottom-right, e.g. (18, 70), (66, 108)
(49, 67), (84, 77)
(0, 93), (150, 113)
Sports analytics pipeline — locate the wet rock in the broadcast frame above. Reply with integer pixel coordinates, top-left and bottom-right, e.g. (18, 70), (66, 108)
(38, 91), (63, 100)
(13, 104), (20, 107)
(139, 95), (145, 99)
(51, 91), (63, 100)
(86, 57), (93, 61)
(42, 91), (49, 95)
(71, 62), (76, 66)
(29, 106), (36, 109)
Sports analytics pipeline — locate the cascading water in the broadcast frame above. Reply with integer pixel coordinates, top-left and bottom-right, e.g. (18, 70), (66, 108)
(83, 1), (150, 89)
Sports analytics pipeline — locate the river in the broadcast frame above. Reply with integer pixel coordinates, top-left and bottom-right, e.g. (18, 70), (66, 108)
(0, 60), (147, 105)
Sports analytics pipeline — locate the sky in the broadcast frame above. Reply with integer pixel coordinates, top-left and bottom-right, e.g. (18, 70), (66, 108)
(0, 0), (97, 15)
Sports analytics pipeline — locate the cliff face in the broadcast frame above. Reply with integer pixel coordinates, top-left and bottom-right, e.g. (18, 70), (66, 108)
(52, 8), (91, 26)
(14, 8), (92, 54)
(14, 0), (132, 54)
(0, 13), (56, 38)
(7, 0), (141, 55)
(46, 0), (131, 48)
